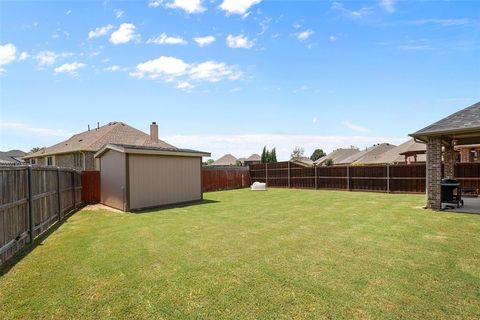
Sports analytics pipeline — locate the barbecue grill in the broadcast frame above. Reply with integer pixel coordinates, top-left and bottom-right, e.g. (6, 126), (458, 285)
(441, 179), (464, 208)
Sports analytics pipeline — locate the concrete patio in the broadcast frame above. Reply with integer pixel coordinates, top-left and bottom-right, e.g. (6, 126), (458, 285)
(444, 196), (480, 214)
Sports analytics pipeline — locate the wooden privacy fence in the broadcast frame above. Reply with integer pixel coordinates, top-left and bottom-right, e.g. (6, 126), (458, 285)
(81, 171), (100, 204)
(0, 166), (82, 265)
(202, 166), (251, 192)
(250, 162), (480, 194)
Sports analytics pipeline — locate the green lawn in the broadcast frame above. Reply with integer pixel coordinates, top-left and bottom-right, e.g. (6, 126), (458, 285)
(1, 189), (479, 319)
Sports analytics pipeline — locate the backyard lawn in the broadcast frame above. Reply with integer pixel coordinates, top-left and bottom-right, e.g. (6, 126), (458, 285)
(0, 189), (479, 319)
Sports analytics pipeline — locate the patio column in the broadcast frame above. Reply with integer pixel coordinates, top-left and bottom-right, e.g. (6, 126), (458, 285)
(426, 137), (442, 210)
(444, 143), (455, 179)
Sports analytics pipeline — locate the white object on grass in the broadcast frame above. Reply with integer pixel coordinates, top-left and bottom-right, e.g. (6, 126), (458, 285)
(251, 181), (267, 191)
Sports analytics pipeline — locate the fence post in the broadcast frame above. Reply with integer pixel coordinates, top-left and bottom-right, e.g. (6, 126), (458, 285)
(288, 161), (291, 188)
(387, 164), (390, 193)
(27, 166), (34, 243)
(347, 166), (350, 191)
(71, 171), (76, 210)
(265, 163), (268, 187)
(57, 168), (61, 220)
(314, 166), (318, 190)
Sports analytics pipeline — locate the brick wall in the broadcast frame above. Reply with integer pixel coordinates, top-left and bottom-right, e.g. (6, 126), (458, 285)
(427, 138), (442, 210)
(444, 143), (455, 178)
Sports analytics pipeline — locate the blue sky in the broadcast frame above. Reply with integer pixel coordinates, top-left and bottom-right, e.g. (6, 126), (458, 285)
(1, 0), (479, 160)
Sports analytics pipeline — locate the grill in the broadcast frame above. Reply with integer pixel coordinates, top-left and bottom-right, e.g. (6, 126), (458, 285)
(441, 179), (464, 208)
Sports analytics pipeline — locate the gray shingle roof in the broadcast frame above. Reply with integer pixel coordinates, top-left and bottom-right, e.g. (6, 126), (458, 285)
(0, 150), (27, 164)
(370, 139), (426, 164)
(411, 102), (480, 138)
(338, 143), (396, 165)
(314, 148), (360, 165)
(24, 122), (176, 159)
(211, 154), (238, 166)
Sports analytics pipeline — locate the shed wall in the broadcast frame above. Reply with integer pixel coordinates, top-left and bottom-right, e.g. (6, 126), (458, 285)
(100, 149), (126, 210)
(128, 154), (202, 210)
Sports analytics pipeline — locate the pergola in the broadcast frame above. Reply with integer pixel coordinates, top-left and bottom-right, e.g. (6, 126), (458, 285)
(410, 102), (480, 210)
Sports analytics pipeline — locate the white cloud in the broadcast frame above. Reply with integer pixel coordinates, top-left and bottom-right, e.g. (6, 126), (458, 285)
(54, 62), (86, 76)
(312, 117), (318, 124)
(331, 2), (373, 18)
(110, 23), (138, 44)
(0, 43), (16, 65)
(219, 0), (262, 15)
(226, 34), (254, 49)
(194, 35), (216, 47)
(329, 35), (337, 42)
(0, 122), (72, 137)
(19, 52), (29, 61)
(343, 121), (369, 132)
(176, 81), (194, 90)
(164, 133), (407, 161)
(131, 56), (242, 88)
(0, 67), (6, 75)
(410, 19), (470, 27)
(379, 0), (396, 13)
(114, 9), (124, 19)
(189, 61), (242, 82)
(163, 0), (205, 13)
(132, 56), (189, 79)
(149, 0), (162, 8)
(35, 51), (58, 66)
(147, 33), (187, 45)
(89, 24), (114, 39)
(296, 30), (314, 41)
(103, 65), (127, 72)
(66, 9), (72, 15)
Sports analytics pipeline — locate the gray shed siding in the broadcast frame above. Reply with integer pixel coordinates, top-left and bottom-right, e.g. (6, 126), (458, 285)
(128, 154), (202, 210)
(100, 149), (126, 210)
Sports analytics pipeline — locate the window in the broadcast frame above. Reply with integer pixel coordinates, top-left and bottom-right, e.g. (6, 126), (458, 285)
(46, 156), (54, 166)
(31, 159), (36, 165)
(74, 153), (84, 169)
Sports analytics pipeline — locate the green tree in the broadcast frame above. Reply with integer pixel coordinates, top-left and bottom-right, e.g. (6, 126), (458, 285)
(29, 147), (45, 154)
(270, 148), (277, 163)
(290, 146), (304, 159)
(324, 158), (334, 166)
(310, 149), (326, 161)
(261, 146), (267, 163)
(204, 159), (214, 165)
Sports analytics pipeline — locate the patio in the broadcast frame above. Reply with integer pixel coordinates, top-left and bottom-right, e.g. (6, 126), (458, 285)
(445, 196), (480, 214)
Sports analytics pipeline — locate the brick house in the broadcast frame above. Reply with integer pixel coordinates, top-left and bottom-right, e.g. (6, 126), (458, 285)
(410, 101), (480, 210)
(23, 122), (175, 171)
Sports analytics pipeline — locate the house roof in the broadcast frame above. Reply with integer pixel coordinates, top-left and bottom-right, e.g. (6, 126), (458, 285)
(0, 150), (27, 164)
(211, 154), (238, 166)
(95, 144), (210, 158)
(314, 148), (360, 166)
(370, 139), (426, 164)
(339, 143), (396, 165)
(24, 122), (175, 159)
(292, 157), (314, 167)
(247, 154), (261, 161)
(411, 102), (480, 141)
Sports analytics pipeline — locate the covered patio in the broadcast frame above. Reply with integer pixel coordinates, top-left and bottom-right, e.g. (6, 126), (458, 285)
(410, 102), (480, 212)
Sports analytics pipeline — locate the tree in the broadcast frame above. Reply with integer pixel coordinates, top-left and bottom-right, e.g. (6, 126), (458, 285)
(29, 147), (45, 154)
(310, 149), (326, 161)
(290, 146), (304, 159)
(235, 160), (243, 167)
(324, 158), (334, 166)
(261, 146), (267, 163)
(204, 159), (214, 165)
(270, 148), (277, 163)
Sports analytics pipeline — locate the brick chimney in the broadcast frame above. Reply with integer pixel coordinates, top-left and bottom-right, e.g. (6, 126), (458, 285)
(150, 122), (159, 143)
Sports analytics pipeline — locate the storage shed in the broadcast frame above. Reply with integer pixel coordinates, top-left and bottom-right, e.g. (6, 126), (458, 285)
(95, 144), (210, 211)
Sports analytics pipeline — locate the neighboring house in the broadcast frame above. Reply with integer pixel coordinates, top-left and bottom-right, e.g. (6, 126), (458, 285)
(291, 156), (315, 167)
(210, 154), (238, 166)
(0, 150), (27, 165)
(371, 139), (426, 164)
(314, 148), (360, 166)
(23, 121), (175, 171)
(243, 154), (262, 166)
(456, 144), (480, 163)
(338, 143), (396, 165)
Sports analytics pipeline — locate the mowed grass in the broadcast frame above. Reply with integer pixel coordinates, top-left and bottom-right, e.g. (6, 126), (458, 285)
(1, 189), (479, 319)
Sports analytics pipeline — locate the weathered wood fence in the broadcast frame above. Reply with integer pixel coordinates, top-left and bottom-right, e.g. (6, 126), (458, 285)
(0, 166), (82, 265)
(250, 162), (480, 193)
(202, 166), (251, 192)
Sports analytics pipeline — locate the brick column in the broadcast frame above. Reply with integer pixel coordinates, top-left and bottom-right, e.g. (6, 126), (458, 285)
(427, 137), (442, 210)
(444, 143), (455, 179)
